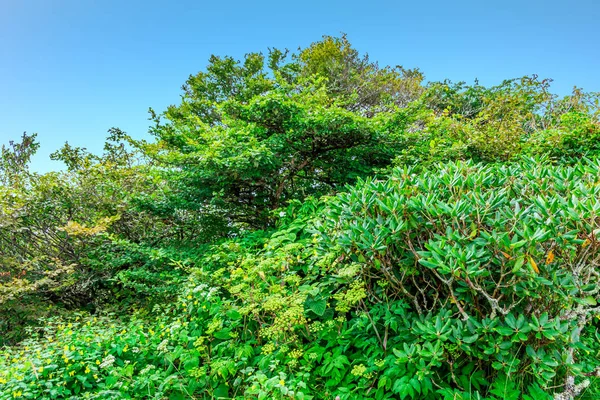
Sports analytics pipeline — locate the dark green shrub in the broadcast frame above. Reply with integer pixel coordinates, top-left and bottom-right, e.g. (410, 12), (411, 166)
(320, 157), (600, 398)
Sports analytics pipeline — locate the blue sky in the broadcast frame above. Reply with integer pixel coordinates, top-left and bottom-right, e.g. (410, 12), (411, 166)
(1, 0), (599, 172)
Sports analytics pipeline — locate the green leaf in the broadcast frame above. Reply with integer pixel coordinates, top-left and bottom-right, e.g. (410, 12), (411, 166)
(105, 375), (118, 387)
(213, 329), (232, 340)
(226, 309), (242, 320)
(307, 298), (327, 316)
(461, 334), (478, 343)
(580, 296), (597, 306)
(512, 256), (525, 273)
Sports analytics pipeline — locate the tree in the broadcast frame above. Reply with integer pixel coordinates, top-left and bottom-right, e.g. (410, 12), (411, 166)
(0, 132), (167, 343)
(297, 34), (424, 114)
(142, 35), (423, 232)
(0, 132), (39, 187)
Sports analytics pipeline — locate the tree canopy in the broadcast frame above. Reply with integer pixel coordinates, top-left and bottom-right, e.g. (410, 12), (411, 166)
(141, 34), (424, 230)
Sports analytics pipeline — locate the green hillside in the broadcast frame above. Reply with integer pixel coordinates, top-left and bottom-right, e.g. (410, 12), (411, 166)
(1, 36), (600, 399)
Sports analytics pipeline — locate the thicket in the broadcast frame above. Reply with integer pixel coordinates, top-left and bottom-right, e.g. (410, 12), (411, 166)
(1, 35), (600, 399)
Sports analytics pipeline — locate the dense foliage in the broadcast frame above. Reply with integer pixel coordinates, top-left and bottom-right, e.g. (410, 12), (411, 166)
(1, 35), (600, 399)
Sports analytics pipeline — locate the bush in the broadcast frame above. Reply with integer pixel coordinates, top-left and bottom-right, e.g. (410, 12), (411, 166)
(320, 157), (600, 398)
(5, 158), (599, 399)
(3, 36), (600, 400)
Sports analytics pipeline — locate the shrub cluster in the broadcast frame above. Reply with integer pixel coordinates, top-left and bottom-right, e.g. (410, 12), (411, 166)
(2, 158), (600, 399)
(2, 35), (600, 399)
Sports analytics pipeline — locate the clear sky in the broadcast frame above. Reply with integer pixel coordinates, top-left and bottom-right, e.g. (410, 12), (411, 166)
(1, 0), (599, 172)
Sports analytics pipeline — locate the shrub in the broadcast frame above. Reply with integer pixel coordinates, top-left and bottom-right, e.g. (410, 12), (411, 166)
(3, 158), (600, 399)
(320, 157), (600, 398)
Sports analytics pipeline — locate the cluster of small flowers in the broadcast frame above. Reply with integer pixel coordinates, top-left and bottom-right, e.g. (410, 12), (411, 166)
(376, 279), (389, 288)
(229, 282), (247, 295)
(308, 321), (324, 333)
(333, 281), (367, 312)
(325, 319), (339, 329)
(351, 364), (367, 377)
(190, 284), (219, 299)
(205, 287), (219, 300)
(188, 366), (207, 378)
(261, 343), (276, 355)
(260, 305), (307, 339)
(139, 364), (156, 375)
(157, 339), (169, 353)
(288, 349), (303, 359)
(283, 274), (301, 286)
(205, 318), (222, 335)
(335, 263), (361, 279)
(262, 294), (286, 312)
(238, 304), (258, 317)
(169, 323), (182, 336)
(99, 355), (116, 369)
(193, 336), (206, 348)
(192, 284), (208, 293)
